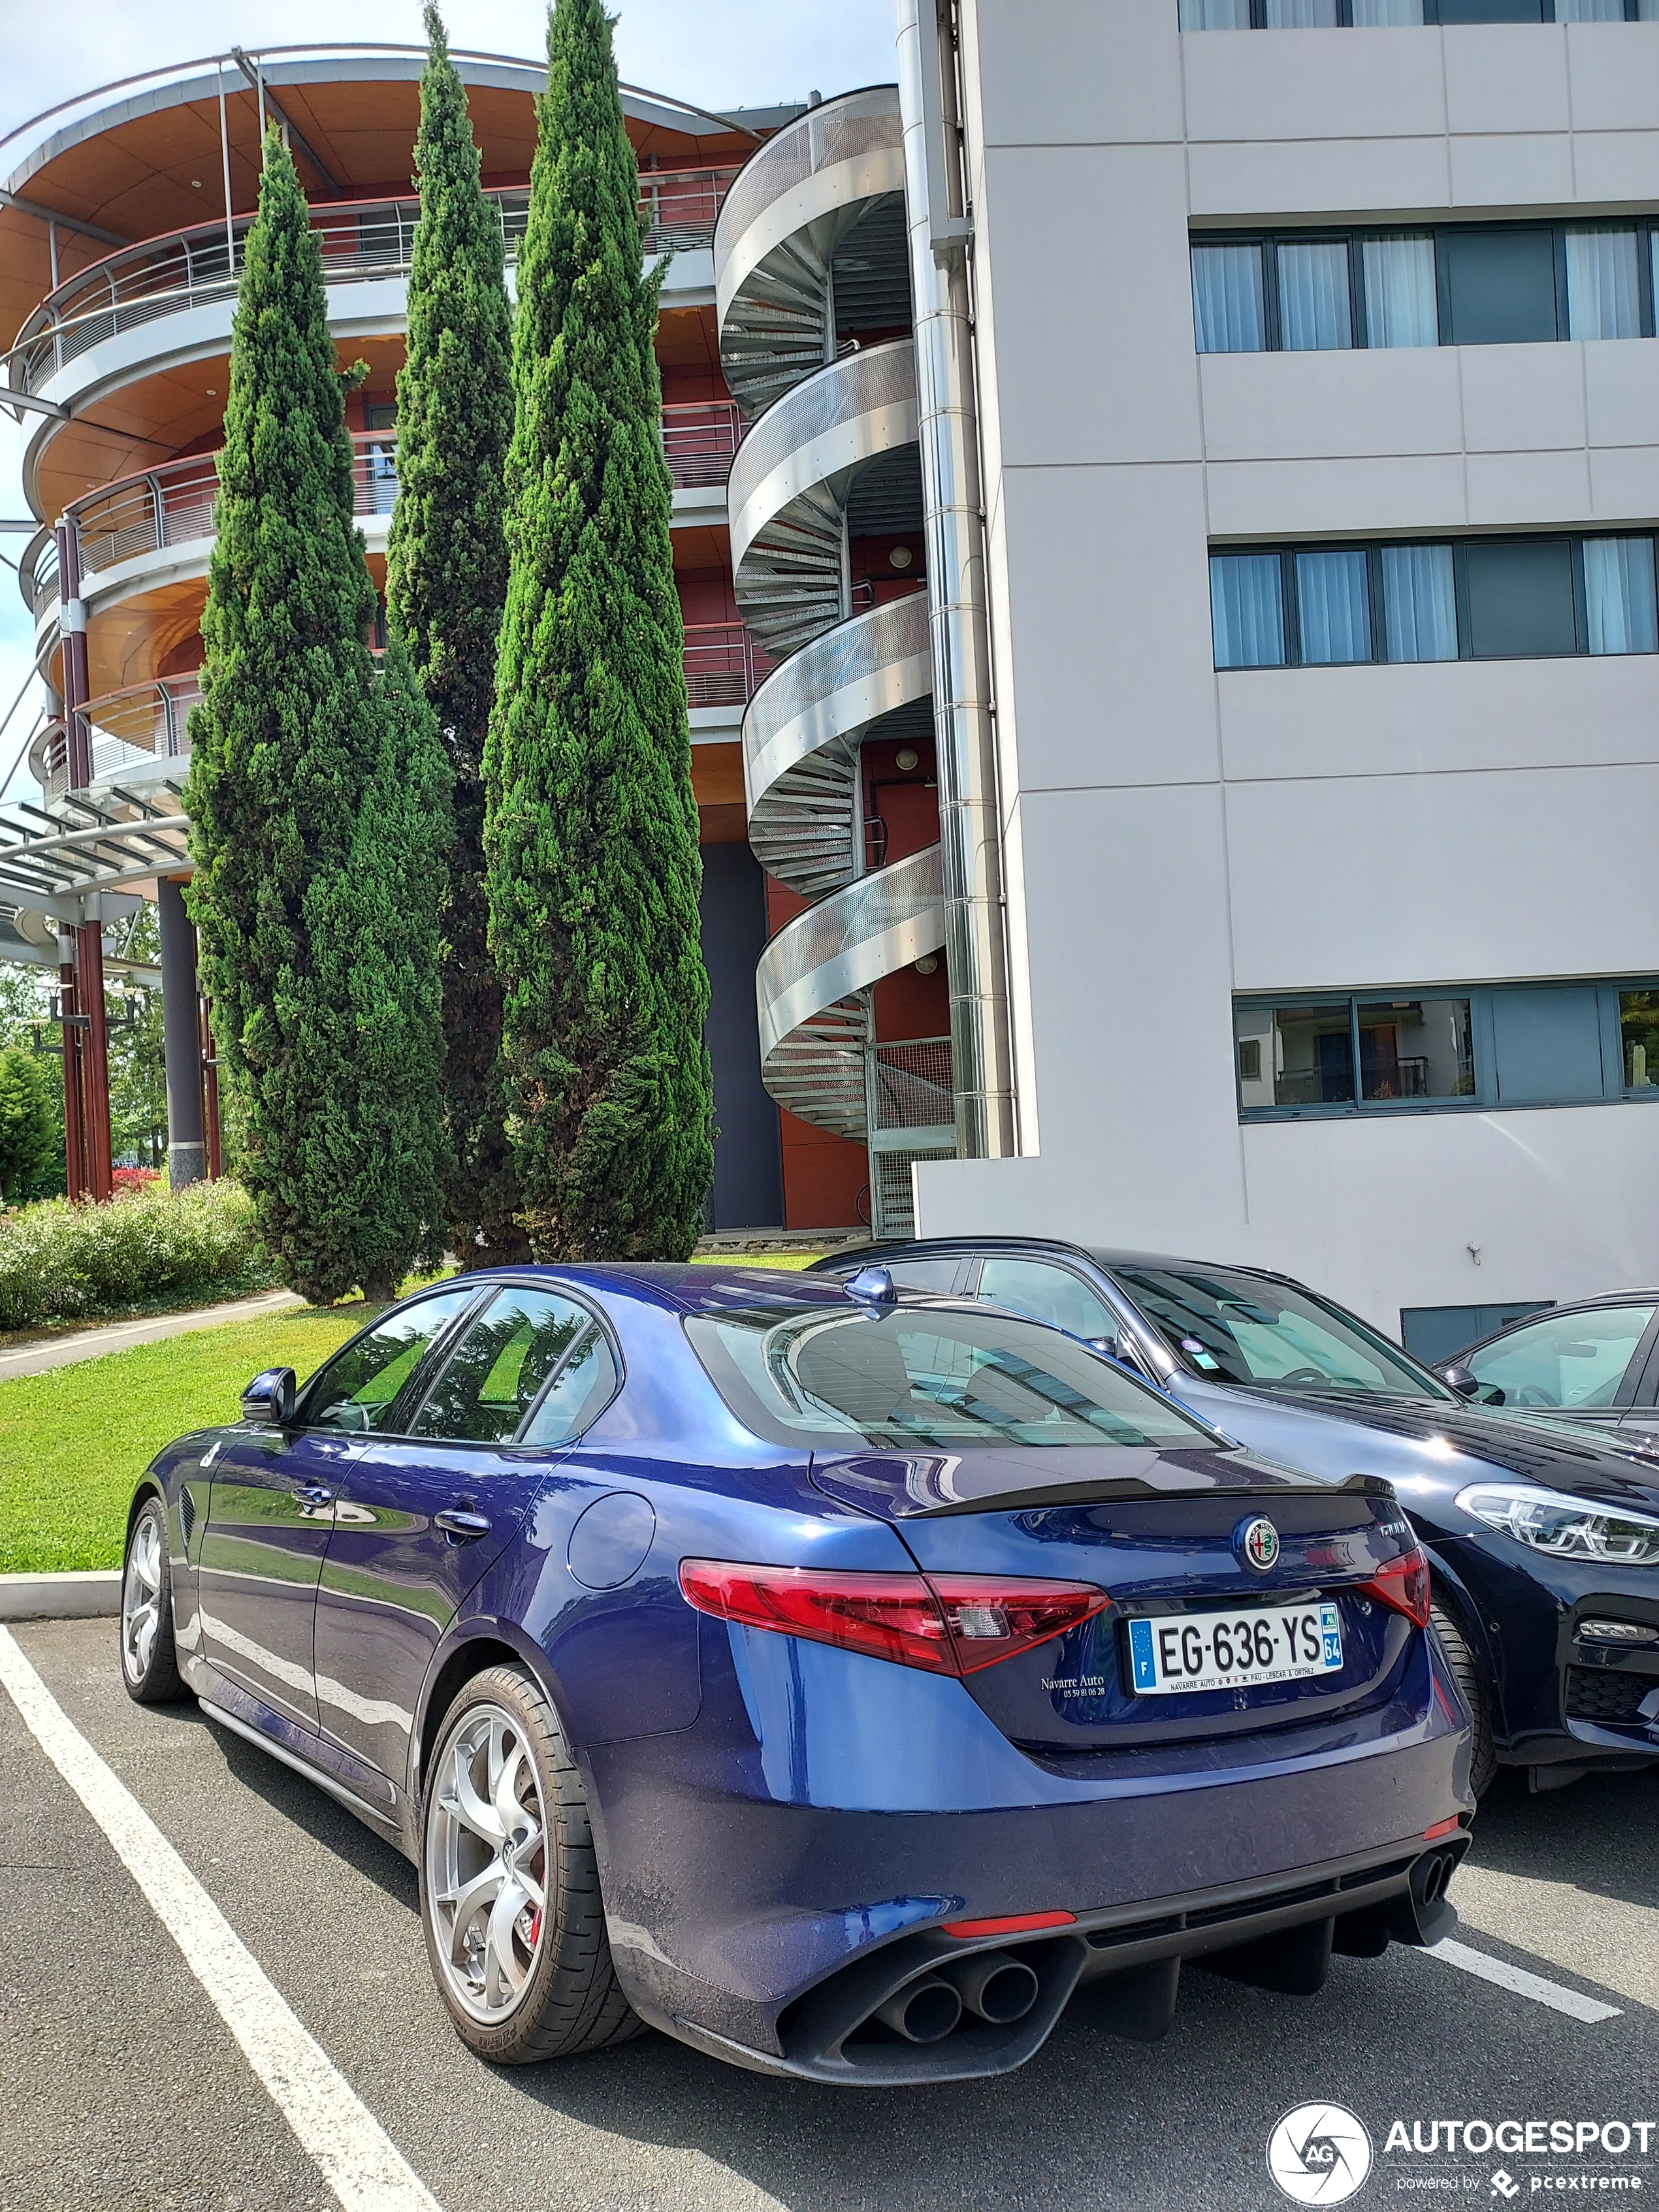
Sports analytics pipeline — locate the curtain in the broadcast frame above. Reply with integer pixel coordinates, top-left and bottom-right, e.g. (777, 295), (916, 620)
(1277, 241), (1353, 350)
(1362, 236), (1438, 347)
(1380, 544), (1457, 662)
(1262, 0), (1338, 21)
(1296, 550), (1372, 664)
(1566, 230), (1640, 340)
(1192, 244), (1266, 353)
(1584, 537), (1659, 654)
(1179, 0), (1251, 22)
(1211, 554), (1286, 669)
(1351, 0), (1425, 19)
(1558, 0), (1625, 17)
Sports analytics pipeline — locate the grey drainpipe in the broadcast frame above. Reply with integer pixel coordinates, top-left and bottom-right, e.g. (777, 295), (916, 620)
(895, 0), (1016, 1159)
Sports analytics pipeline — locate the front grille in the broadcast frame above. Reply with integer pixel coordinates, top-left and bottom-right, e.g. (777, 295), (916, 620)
(1565, 1665), (1652, 1722)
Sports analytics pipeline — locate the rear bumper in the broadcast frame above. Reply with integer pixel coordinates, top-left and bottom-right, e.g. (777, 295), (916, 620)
(582, 1620), (1473, 2079)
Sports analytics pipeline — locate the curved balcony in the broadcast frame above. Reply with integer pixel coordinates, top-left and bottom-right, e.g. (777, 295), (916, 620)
(30, 676), (200, 805)
(714, 86), (905, 421)
(754, 842), (944, 1137)
(726, 337), (918, 654)
(5, 169), (737, 406)
(743, 591), (930, 899)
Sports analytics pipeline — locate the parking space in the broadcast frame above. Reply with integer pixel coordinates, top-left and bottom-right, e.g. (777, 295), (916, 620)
(1, 1616), (1653, 2212)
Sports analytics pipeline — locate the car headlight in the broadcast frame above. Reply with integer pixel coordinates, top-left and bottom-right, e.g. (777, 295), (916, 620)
(1455, 1481), (1659, 1566)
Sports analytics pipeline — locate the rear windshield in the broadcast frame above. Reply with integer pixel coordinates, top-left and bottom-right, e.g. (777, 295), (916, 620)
(1116, 1266), (1450, 1400)
(685, 1302), (1219, 1449)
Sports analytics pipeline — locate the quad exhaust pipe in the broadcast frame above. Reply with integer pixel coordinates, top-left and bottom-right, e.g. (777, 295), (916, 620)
(873, 1950), (1042, 2042)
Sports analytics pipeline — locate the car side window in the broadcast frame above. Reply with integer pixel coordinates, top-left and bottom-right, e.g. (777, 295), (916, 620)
(882, 1257), (966, 1294)
(518, 1326), (620, 1448)
(303, 1289), (476, 1433)
(410, 1289), (594, 1445)
(1466, 1306), (1656, 1411)
(974, 1257), (1116, 1343)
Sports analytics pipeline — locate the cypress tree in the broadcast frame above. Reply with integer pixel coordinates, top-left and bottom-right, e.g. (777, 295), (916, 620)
(387, 5), (525, 1265)
(485, 0), (714, 1260)
(185, 133), (451, 1304)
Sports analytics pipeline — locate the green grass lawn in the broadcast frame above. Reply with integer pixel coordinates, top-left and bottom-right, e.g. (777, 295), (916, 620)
(0, 1250), (827, 1576)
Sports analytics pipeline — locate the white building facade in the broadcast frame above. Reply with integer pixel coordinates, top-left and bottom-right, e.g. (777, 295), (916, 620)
(912, 0), (1659, 1356)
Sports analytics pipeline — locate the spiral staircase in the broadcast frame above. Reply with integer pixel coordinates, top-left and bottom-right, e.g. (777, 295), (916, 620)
(715, 88), (956, 1234)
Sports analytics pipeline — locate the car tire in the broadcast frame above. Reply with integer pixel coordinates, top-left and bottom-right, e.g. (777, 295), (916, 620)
(1431, 1597), (1496, 1796)
(420, 1663), (645, 2065)
(120, 1494), (185, 1705)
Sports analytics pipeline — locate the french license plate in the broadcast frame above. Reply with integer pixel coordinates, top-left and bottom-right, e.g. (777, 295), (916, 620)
(1127, 1602), (1342, 1696)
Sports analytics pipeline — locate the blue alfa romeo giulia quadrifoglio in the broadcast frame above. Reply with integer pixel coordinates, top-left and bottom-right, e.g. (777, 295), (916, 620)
(120, 1263), (1473, 2083)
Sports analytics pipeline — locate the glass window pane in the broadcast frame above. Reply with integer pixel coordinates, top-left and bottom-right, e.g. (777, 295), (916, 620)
(1236, 1002), (1355, 1107)
(1468, 1307), (1656, 1411)
(1442, 229), (1558, 346)
(1277, 240), (1352, 350)
(1358, 997), (1475, 1102)
(1210, 553), (1285, 668)
(1192, 244), (1266, 354)
(411, 1287), (592, 1443)
(1619, 989), (1659, 1090)
(1490, 986), (1605, 1104)
(519, 1328), (620, 1446)
(976, 1258), (1116, 1341)
(1352, 0), (1426, 18)
(1116, 1264), (1442, 1396)
(303, 1289), (475, 1433)
(1566, 229), (1640, 340)
(1380, 543), (1458, 662)
(1583, 537), (1658, 655)
(1362, 236), (1438, 347)
(1295, 549), (1372, 664)
(1436, 0), (1544, 18)
(1180, 0), (1251, 21)
(1558, 0), (1626, 18)
(1262, 0), (1338, 23)
(1464, 539), (1577, 658)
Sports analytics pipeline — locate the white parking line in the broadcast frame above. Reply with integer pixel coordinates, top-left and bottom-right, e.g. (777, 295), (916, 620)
(0, 1627), (443, 2212)
(1428, 1936), (1623, 2023)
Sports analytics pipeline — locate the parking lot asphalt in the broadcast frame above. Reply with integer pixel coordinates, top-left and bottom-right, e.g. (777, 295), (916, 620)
(1, 1616), (1653, 2212)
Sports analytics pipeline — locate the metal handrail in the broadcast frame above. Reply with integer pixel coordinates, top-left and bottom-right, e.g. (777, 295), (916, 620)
(5, 168), (741, 398)
(36, 675), (202, 800)
(660, 399), (741, 487)
(757, 841), (944, 1064)
(683, 620), (775, 710)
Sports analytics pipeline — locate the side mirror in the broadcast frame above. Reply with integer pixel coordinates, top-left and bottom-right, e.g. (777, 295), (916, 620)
(1440, 1362), (1480, 1400)
(240, 1367), (297, 1424)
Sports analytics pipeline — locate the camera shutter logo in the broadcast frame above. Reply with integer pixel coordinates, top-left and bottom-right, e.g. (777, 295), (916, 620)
(1239, 1516), (1281, 1572)
(1266, 2104), (1374, 2204)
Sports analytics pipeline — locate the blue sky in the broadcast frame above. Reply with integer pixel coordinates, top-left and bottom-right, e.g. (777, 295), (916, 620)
(0, 0), (896, 801)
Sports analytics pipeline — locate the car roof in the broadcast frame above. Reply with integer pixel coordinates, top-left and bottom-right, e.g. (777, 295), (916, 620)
(444, 1260), (860, 1315)
(826, 1235), (1293, 1282)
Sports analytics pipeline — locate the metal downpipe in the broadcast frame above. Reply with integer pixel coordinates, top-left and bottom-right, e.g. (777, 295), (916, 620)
(895, 0), (1016, 1160)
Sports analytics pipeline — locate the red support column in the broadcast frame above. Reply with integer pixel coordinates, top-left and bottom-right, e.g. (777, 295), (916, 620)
(75, 919), (114, 1202)
(57, 928), (88, 1200)
(199, 995), (223, 1181)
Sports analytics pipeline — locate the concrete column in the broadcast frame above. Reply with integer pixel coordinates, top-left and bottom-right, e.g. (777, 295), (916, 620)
(157, 877), (206, 1189)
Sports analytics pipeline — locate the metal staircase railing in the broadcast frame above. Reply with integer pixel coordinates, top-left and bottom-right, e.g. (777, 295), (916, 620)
(717, 84), (956, 1215)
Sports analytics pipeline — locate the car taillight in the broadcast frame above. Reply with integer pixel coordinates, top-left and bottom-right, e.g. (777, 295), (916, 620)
(1357, 1547), (1432, 1629)
(679, 1560), (1108, 1676)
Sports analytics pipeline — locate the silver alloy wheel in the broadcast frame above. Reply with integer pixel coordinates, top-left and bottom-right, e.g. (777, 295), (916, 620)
(121, 1509), (163, 1686)
(425, 1703), (549, 2024)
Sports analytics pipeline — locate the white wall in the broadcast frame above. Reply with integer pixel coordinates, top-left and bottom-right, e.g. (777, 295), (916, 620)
(924, 0), (1659, 1332)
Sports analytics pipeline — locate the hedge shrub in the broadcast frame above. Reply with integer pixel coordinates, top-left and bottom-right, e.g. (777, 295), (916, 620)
(0, 1179), (272, 1332)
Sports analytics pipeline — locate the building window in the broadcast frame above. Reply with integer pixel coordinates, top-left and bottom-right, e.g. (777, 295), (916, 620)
(1237, 979), (1659, 1119)
(1181, 0), (1659, 25)
(1210, 530), (1659, 668)
(1210, 551), (1286, 667)
(1194, 217), (1659, 350)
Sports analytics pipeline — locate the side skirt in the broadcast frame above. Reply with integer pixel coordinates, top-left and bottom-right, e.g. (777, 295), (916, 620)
(199, 1667), (414, 1861)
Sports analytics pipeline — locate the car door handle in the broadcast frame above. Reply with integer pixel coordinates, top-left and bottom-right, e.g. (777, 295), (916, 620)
(297, 1484), (333, 1507)
(435, 1508), (492, 1539)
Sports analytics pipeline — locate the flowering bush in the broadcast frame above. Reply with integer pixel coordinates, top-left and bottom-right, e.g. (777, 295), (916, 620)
(0, 1177), (272, 1332)
(111, 1166), (163, 1194)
